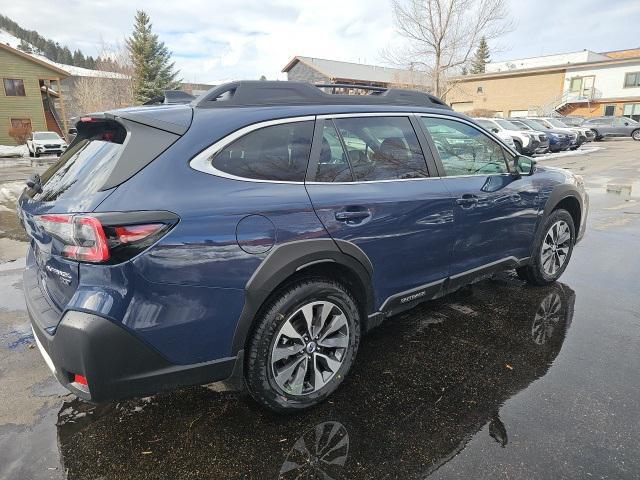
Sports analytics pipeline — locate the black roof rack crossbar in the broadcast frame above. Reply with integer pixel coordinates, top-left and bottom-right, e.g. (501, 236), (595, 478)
(315, 83), (387, 92)
(191, 81), (450, 109)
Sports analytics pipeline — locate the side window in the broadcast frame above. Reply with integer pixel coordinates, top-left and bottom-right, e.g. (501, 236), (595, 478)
(334, 116), (429, 181)
(316, 122), (354, 182)
(420, 117), (509, 176)
(212, 121), (314, 181)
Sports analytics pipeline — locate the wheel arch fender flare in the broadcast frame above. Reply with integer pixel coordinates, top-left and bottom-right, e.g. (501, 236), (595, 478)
(230, 238), (374, 354)
(533, 184), (583, 252)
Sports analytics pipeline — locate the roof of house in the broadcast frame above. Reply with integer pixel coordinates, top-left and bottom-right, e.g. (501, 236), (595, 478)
(454, 54), (640, 82)
(0, 29), (126, 79)
(0, 42), (70, 77)
(282, 56), (429, 86)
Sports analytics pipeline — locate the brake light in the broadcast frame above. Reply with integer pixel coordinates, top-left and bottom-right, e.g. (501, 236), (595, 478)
(36, 214), (171, 264)
(38, 214), (109, 263)
(74, 374), (88, 386)
(113, 224), (163, 243)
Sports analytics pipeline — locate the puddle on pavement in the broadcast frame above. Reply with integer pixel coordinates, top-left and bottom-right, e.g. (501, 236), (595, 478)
(3, 275), (582, 480)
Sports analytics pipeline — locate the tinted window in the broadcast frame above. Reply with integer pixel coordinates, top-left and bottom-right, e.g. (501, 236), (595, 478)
(585, 118), (612, 126)
(316, 122), (353, 182)
(420, 117), (509, 176)
(28, 120), (126, 202)
(213, 121), (314, 181)
(333, 117), (428, 181)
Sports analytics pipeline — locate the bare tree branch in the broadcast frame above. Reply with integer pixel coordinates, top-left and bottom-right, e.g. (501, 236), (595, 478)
(383, 0), (513, 98)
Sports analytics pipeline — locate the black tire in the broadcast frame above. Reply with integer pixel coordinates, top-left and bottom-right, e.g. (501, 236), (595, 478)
(591, 129), (602, 141)
(29, 150), (34, 158)
(245, 278), (361, 413)
(632, 129), (640, 141)
(513, 140), (523, 154)
(517, 209), (575, 286)
(35, 152), (40, 158)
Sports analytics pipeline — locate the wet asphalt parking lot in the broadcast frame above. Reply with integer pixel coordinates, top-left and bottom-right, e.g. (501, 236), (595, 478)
(1, 141), (639, 480)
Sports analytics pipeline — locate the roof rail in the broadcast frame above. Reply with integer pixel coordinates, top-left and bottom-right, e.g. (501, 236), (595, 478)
(315, 83), (387, 92)
(191, 81), (450, 109)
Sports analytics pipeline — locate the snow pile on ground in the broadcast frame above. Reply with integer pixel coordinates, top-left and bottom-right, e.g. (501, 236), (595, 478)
(0, 145), (28, 158)
(0, 181), (25, 212)
(536, 146), (604, 159)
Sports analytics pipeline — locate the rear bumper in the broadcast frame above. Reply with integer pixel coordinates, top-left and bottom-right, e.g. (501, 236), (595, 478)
(27, 299), (242, 403)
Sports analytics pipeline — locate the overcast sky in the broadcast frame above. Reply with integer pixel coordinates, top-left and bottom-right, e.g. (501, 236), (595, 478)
(2, 0), (639, 83)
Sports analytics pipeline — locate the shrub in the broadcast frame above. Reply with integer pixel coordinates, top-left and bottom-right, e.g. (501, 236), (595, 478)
(8, 125), (31, 145)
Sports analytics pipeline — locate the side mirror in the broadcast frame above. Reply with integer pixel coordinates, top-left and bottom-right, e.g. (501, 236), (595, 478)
(68, 128), (77, 135)
(514, 155), (536, 175)
(492, 128), (499, 133)
(624, 122), (629, 126)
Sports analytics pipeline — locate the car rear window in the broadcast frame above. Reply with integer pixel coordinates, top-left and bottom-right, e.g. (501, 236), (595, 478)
(26, 120), (126, 202)
(212, 121), (314, 182)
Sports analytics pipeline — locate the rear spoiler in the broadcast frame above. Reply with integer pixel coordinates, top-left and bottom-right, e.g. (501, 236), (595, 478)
(144, 90), (196, 106)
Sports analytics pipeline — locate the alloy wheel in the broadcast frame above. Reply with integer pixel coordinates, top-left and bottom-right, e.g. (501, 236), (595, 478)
(633, 130), (640, 141)
(278, 421), (349, 479)
(271, 300), (350, 396)
(531, 292), (562, 345)
(540, 220), (571, 277)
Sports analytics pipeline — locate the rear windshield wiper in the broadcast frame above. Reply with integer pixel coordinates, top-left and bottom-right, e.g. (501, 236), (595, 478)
(26, 173), (43, 193)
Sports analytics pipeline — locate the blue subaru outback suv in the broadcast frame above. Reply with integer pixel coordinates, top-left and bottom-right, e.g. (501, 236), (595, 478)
(19, 81), (588, 412)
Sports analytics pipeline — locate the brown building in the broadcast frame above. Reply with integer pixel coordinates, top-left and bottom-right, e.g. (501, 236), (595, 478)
(0, 42), (69, 145)
(447, 48), (640, 120)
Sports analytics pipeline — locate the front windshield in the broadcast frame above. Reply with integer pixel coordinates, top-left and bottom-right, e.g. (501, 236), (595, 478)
(476, 119), (497, 130)
(547, 118), (569, 128)
(494, 119), (522, 131)
(34, 132), (62, 140)
(522, 119), (548, 131)
(510, 120), (531, 130)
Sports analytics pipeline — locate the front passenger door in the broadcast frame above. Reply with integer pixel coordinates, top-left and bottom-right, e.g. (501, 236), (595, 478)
(419, 117), (539, 281)
(305, 115), (455, 310)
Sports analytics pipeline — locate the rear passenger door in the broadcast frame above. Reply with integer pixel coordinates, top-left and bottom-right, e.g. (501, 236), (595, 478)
(305, 115), (455, 312)
(418, 116), (539, 283)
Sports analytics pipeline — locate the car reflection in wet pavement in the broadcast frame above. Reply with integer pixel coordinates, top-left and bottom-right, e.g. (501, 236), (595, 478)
(55, 274), (573, 480)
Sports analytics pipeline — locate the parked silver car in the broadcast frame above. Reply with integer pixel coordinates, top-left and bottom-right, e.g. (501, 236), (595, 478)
(582, 116), (640, 141)
(537, 117), (595, 145)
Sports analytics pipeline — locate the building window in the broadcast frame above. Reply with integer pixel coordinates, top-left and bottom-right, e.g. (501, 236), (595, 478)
(477, 86), (483, 93)
(624, 72), (640, 88)
(569, 77), (582, 93)
(10, 118), (32, 129)
(3, 78), (26, 96)
(604, 105), (617, 116)
(623, 104), (640, 122)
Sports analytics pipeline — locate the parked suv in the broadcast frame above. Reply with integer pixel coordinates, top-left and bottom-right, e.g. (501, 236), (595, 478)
(26, 131), (68, 157)
(537, 117), (595, 145)
(582, 116), (640, 141)
(514, 118), (572, 152)
(474, 117), (545, 154)
(19, 81), (588, 412)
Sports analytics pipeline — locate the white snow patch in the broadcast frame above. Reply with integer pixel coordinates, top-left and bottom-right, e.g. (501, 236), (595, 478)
(536, 146), (604, 160)
(0, 145), (28, 158)
(0, 181), (25, 204)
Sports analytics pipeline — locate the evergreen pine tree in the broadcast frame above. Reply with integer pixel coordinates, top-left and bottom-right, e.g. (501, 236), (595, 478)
(72, 49), (85, 67)
(471, 37), (490, 74)
(17, 39), (33, 53)
(126, 10), (181, 104)
(60, 46), (73, 65)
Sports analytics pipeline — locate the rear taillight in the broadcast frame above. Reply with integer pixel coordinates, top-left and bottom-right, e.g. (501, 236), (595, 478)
(36, 214), (171, 264)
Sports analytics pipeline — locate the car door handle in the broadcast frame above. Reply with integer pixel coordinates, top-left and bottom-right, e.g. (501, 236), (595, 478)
(456, 194), (478, 207)
(335, 210), (371, 222)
